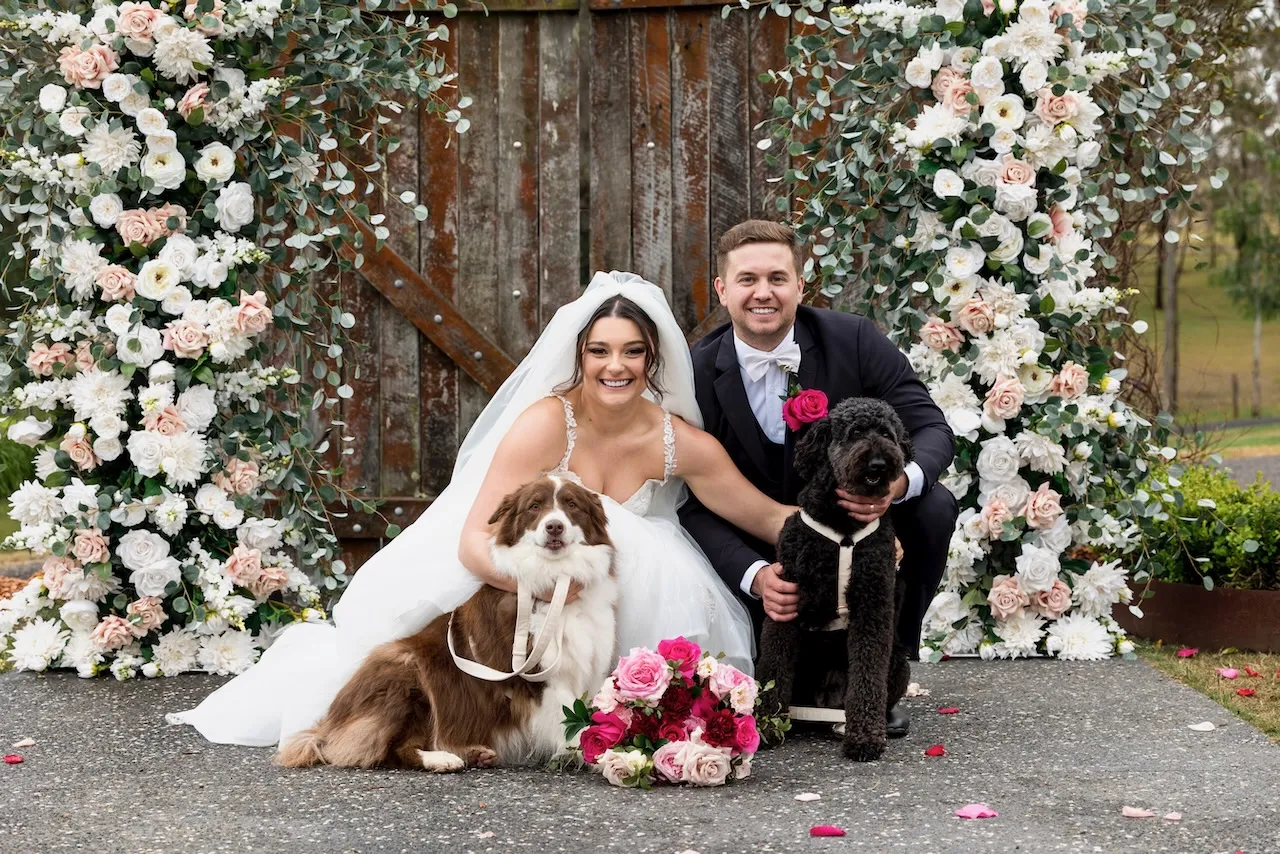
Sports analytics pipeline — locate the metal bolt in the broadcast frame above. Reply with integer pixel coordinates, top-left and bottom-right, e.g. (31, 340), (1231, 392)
(393, 506), (404, 517)
(433, 314), (443, 324)
(647, 141), (656, 149)
(513, 141), (523, 149)
(393, 278), (404, 289)
(473, 351), (483, 360)
(352, 523), (363, 534)
(512, 289), (521, 298)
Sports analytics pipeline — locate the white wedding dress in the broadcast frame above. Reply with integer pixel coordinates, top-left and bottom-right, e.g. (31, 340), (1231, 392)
(168, 272), (755, 747)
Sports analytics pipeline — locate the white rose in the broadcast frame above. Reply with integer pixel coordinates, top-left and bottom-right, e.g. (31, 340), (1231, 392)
(936, 0), (964, 21)
(976, 436), (1020, 484)
(933, 168), (964, 198)
(681, 741), (734, 787)
(116, 325), (165, 368)
(982, 94), (1027, 131)
(129, 557), (182, 598)
(1075, 140), (1101, 169)
(989, 127), (1018, 154)
(90, 412), (127, 441)
(103, 304), (136, 336)
(945, 245), (985, 279)
(60, 600), (100, 633)
(994, 182), (1038, 221)
(213, 503), (245, 530)
(237, 518), (283, 551)
(126, 429), (165, 476)
(1038, 516), (1073, 554)
(194, 142), (236, 185)
(146, 130), (178, 152)
(177, 384), (218, 432)
(135, 259), (181, 301)
(89, 193), (124, 228)
(599, 748), (649, 788)
(1024, 243), (1055, 276)
(215, 182), (255, 232)
(1014, 543), (1060, 593)
(135, 107), (168, 136)
(971, 56), (1004, 90)
(962, 156), (1004, 188)
(93, 435), (124, 462)
(59, 106), (91, 137)
(102, 73), (134, 103)
(117, 529), (171, 572)
(983, 477), (1032, 511)
(195, 483), (231, 515)
(1019, 59), (1049, 92)
(161, 286), (192, 316)
(951, 47), (979, 72)
(141, 149), (186, 192)
(905, 57), (934, 88)
(119, 92), (150, 118)
(148, 361), (177, 384)
(7, 417), (52, 447)
(40, 84), (68, 113)
(158, 234), (198, 275)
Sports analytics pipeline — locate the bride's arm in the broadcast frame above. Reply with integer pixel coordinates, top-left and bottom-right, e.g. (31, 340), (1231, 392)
(457, 398), (567, 593)
(671, 418), (796, 546)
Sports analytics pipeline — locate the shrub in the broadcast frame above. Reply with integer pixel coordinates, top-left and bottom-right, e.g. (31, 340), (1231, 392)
(0, 438), (33, 499)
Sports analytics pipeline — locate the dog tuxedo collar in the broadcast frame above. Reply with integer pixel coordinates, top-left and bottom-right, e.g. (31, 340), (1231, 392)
(798, 511), (882, 632)
(447, 575), (571, 683)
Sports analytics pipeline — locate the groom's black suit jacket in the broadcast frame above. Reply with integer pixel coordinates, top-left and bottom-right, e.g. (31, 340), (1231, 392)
(679, 305), (955, 597)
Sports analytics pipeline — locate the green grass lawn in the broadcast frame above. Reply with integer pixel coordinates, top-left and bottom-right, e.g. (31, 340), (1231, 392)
(1138, 641), (1280, 741)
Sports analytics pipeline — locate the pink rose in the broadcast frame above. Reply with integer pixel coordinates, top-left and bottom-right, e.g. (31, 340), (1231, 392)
(931, 67), (962, 102)
(143, 405), (188, 436)
(60, 432), (100, 471)
(91, 615), (136, 651)
(27, 342), (74, 376)
(984, 376), (1026, 421)
(652, 740), (690, 783)
(223, 544), (263, 588)
(734, 716), (761, 755)
(681, 741), (733, 786)
(1023, 482), (1063, 530)
(215, 458), (261, 496)
(1051, 0), (1086, 26)
(233, 290), (271, 335)
(690, 689), (718, 722)
(178, 83), (209, 120)
(979, 497), (1015, 539)
(1033, 579), (1072, 619)
(152, 204), (188, 236)
(955, 298), (996, 335)
(184, 0), (226, 35)
(72, 529), (110, 565)
(74, 340), (96, 372)
(591, 678), (620, 714)
(163, 320), (209, 359)
(58, 44), (119, 89)
(944, 80), (976, 114)
(1049, 205), (1073, 243)
(920, 317), (964, 353)
(116, 209), (164, 246)
(117, 2), (163, 42)
(999, 154), (1036, 187)
(580, 711), (629, 765)
(1034, 88), (1080, 126)
(97, 265), (137, 302)
(987, 574), (1030, 620)
(613, 648), (673, 704)
(41, 556), (80, 600)
(709, 661), (752, 700)
(126, 596), (167, 636)
(981, 0), (995, 12)
(657, 636), (702, 680)
(782, 389), (829, 432)
(248, 563), (290, 599)
(1052, 361), (1089, 400)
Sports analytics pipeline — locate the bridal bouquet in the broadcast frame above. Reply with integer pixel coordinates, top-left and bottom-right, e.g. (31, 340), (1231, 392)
(563, 638), (764, 788)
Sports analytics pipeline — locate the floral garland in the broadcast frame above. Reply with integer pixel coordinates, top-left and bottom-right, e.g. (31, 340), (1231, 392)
(758, 0), (1214, 660)
(0, 0), (460, 678)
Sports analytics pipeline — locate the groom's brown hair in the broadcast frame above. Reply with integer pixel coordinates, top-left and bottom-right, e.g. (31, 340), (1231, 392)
(715, 220), (804, 279)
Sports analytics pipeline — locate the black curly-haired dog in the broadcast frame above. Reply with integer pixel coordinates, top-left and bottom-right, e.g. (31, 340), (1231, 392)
(757, 397), (914, 762)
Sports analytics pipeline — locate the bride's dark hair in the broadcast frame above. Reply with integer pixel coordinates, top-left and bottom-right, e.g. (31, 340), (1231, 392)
(557, 295), (666, 399)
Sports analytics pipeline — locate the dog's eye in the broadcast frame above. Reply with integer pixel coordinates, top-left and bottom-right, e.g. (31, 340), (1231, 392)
(528, 501), (541, 511)
(564, 499), (577, 509)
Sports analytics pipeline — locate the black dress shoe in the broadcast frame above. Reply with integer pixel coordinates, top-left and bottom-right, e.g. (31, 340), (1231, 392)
(886, 703), (910, 738)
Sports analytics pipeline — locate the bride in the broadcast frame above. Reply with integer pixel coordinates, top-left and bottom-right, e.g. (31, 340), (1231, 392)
(170, 272), (793, 747)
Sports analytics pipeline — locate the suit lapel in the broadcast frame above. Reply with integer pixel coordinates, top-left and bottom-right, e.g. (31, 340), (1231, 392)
(783, 316), (823, 501)
(713, 331), (771, 481)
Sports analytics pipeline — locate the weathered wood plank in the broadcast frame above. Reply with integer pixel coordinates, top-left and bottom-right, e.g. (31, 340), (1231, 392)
(538, 14), (583, 323)
(417, 33), (460, 498)
(589, 12), (633, 275)
(629, 10), (674, 301)
(340, 538), (381, 573)
(456, 15), (503, 432)
(590, 0), (741, 8)
(338, 270), (382, 495)
(708, 9), (750, 287)
(670, 9), (710, 331)
(379, 101), (423, 497)
(748, 11), (790, 219)
(497, 14), (541, 359)
(456, 0), (576, 10)
(330, 499), (432, 539)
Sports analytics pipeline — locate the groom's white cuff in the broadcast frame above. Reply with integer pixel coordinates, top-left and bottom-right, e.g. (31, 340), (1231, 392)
(742, 560), (769, 599)
(893, 461), (925, 504)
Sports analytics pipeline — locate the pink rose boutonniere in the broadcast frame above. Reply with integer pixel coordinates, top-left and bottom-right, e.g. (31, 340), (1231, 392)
(781, 371), (829, 431)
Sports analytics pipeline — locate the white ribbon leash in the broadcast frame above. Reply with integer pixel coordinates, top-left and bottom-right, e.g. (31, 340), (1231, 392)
(447, 574), (572, 683)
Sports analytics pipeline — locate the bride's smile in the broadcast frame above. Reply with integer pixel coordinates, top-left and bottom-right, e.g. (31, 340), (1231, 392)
(582, 316), (649, 405)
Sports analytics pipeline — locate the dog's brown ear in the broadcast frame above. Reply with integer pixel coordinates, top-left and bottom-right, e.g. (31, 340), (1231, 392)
(793, 417), (833, 481)
(487, 491), (520, 526)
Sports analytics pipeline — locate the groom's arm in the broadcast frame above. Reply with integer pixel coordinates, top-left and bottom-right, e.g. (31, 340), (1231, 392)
(679, 489), (768, 599)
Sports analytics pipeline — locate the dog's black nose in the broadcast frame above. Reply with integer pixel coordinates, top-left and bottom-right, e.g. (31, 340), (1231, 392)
(867, 457), (888, 476)
(544, 519), (565, 538)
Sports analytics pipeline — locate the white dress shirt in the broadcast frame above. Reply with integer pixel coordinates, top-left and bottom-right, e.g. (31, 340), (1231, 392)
(731, 327), (924, 599)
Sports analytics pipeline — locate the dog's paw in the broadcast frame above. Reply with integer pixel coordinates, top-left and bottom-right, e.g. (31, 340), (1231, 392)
(417, 750), (466, 773)
(841, 737), (886, 763)
(463, 746), (498, 768)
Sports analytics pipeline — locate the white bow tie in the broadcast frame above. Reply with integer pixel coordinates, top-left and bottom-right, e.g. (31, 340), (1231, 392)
(740, 339), (802, 383)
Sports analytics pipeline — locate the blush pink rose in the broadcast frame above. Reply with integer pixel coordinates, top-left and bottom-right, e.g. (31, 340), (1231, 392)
(931, 67), (962, 102)
(981, 0), (995, 12)
(979, 497), (1015, 539)
(1049, 205), (1073, 242)
(116, 209), (164, 246)
(178, 83), (209, 120)
(652, 740), (690, 783)
(1033, 579), (1072, 619)
(920, 317), (964, 353)
(143, 405), (188, 436)
(223, 544), (263, 588)
(1023, 482), (1063, 530)
(1052, 361), (1089, 399)
(58, 45), (119, 89)
(72, 529), (110, 565)
(233, 290), (271, 335)
(126, 596), (167, 635)
(248, 563), (289, 599)
(999, 154), (1036, 186)
(734, 716), (761, 755)
(163, 320), (209, 359)
(41, 556), (80, 600)
(591, 678), (621, 714)
(984, 376), (1026, 420)
(74, 340), (96, 372)
(580, 711), (629, 765)
(184, 0), (226, 35)
(91, 615), (136, 651)
(117, 1), (162, 41)
(215, 458), (260, 496)
(60, 432), (100, 471)
(613, 648), (673, 704)
(97, 265), (137, 302)
(1034, 88), (1080, 126)
(955, 298), (996, 335)
(1052, 0), (1087, 26)
(782, 389), (829, 432)
(152, 204), (188, 236)
(944, 80), (976, 114)
(987, 574), (1030, 620)
(27, 342), (74, 376)
(709, 661), (753, 700)
(682, 741), (733, 786)
(657, 636), (702, 680)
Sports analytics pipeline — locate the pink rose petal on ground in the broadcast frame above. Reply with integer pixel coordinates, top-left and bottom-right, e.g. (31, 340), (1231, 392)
(1188, 721), (1217, 732)
(924, 744), (947, 757)
(938, 706), (960, 715)
(810, 825), (846, 837)
(2, 754), (22, 765)
(954, 803), (998, 819)
(1163, 812), (1182, 821)
(1176, 647), (1198, 658)
(1217, 667), (1239, 679)
(477, 831), (495, 839)
(1244, 666), (1262, 677)
(1237, 688), (1256, 697)
(10, 738), (34, 749)
(1121, 806), (1156, 818)
(794, 792), (822, 802)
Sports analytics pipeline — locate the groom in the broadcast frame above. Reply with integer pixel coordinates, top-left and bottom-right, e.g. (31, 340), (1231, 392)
(679, 220), (958, 737)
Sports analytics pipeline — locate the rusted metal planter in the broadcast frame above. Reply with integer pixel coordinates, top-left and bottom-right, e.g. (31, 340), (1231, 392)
(1112, 580), (1280, 653)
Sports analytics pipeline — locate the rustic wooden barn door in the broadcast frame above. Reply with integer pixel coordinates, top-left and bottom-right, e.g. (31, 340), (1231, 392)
(333, 0), (796, 569)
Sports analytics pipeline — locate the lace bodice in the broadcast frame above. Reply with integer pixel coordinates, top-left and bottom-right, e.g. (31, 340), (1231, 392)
(550, 394), (676, 516)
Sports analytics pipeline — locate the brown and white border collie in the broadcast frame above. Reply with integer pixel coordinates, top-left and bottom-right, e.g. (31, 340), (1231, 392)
(275, 476), (618, 772)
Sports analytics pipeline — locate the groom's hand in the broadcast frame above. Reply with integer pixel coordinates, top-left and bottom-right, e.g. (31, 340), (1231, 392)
(753, 563), (799, 622)
(837, 474), (908, 523)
